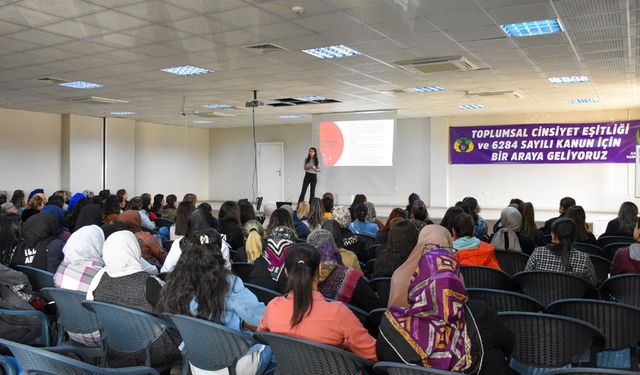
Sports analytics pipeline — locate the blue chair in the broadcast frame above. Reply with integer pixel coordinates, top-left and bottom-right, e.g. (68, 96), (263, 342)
(81, 301), (177, 370)
(13, 265), (54, 292)
(374, 361), (462, 374)
(167, 314), (255, 375)
(498, 312), (604, 374)
(244, 283), (282, 305)
(467, 288), (545, 312)
(0, 355), (16, 375)
(0, 308), (50, 347)
(41, 288), (105, 363)
(253, 332), (374, 375)
(0, 338), (159, 375)
(547, 299), (640, 370)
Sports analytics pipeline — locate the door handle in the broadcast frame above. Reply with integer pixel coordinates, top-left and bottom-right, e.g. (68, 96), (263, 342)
(277, 170), (281, 176)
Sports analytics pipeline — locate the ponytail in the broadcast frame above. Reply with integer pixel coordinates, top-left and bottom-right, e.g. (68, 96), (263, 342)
(550, 218), (577, 272)
(284, 244), (321, 327)
(245, 229), (263, 263)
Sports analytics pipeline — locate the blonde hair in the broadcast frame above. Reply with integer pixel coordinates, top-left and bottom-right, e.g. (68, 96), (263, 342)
(27, 194), (45, 210)
(243, 220), (265, 263)
(296, 201), (310, 219)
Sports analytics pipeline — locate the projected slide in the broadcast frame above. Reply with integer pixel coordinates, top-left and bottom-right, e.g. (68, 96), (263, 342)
(319, 119), (394, 166)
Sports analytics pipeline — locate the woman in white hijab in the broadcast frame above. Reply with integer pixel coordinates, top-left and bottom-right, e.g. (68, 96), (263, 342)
(490, 206), (535, 254)
(86, 230), (180, 368)
(54, 225), (105, 292)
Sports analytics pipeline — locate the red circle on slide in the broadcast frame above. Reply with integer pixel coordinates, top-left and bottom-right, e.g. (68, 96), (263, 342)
(319, 122), (344, 166)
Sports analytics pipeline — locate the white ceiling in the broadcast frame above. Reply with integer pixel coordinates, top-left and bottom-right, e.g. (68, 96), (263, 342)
(0, 0), (638, 128)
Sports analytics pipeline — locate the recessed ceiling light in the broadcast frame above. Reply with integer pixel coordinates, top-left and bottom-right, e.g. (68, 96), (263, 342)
(59, 81), (103, 89)
(500, 19), (563, 37)
(458, 104), (484, 110)
(161, 65), (212, 76)
(302, 44), (360, 59)
(294, 96), (326, 102)
(202, 104), (233, 109)
(110, 111), (137, 116)
(548, 76), (589, 83)
(194, 120), (215, 124)
(569, 98), (600, 104)
(280, 115), (304, 119)
(406, 86), (444, 93)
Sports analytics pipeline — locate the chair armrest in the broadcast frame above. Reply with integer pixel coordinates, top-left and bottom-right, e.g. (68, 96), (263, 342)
(0, 309), (50, 347)
(0, 355), (17, 375)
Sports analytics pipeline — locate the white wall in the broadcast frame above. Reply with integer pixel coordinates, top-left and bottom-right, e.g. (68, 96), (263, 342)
(135, 122), (210, 200)
(63, 114), (103, 193)
(105, 117), (135, 193)
(0, 107), (61, 195)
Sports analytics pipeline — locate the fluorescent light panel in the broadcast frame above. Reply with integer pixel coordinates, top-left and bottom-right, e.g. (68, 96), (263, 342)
(203, 104), (233, 109)
(161, 65), (212, 76)
(548, 76), (589, 83)
(194, 120), (215, 124)
(110, 111), (136, 115)
(500, 18), (563, 37)
(569, 98), (600, 104)
(302, 44), (360, 59)
(406, 85), (444, 93)
(59, 81), (103, 89)
(295, 96), (326, 102)
(280, 115), (304, 119)
(459, 104), (484, 110)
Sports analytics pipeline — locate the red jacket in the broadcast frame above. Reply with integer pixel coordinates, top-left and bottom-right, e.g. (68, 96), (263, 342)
(455, 241), (501, 270)
(611, 247), (640, 275)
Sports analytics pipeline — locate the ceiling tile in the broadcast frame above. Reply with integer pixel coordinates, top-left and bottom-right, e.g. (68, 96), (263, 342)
(0, 19), (26, 34)
(75, 9), (151, 32)
(39, 20), (109, 38)
(0, 4), (62, 27)
(554, 0), (626, 17)
(343, 3), (418, 24)
(165, 0), (245, 13)
(122, 24), (191, 42)
(168, 15), (236, 35)
(5, 28), (72, 45)
(18, 0), (105, 17)
(88, 32), (148, 48)
(244, 21), (314, 41)
(486, 3), (556, 24)
(115, 0), (196, 22)
(217, 6), (284, 28)
(252, 0), (335, 19)
(562, 12), (627, 31)
(291, 11), (360, 33)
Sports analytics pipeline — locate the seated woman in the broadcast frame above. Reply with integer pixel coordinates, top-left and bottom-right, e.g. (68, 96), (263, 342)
(378, 235), (514, 374)
(463, 197), (488, 240)
(11, 213), (65, 272)
(119, 210), (167, 267)
(75, 203), (104, 230)
(170, 201), (193, 241)
(218, 201), (244, 250)
(439, 206), (464, 235)
(372, 219), (418, 278)
(0, 213), (21, 266)
(452, 213), (500, 269)
(307, 198), (324, 231)
(158, 229), (271, 375)
(410, 200), (433, 233)
(41, 204), (71, 242)
(365, 202), (384, 230)
(237, 220), (265, 264)
(86, 230), (181, 368)
(159, 194), (177, 221)
(602, 201), (637, 238)
(307, 229), (382, 312)
(21, 193), (45, 223)
(332, 206), (362, 256)
(519, 202), (545, 247)
(611, 218), (640, 275)
(348, 203), (378, 239)
(103, 194), (121, 223)
(293, 201), (311, 240)
(258, 243), (377, 362)
(375, 208), (407, 247)
(321, 220), (360, 271)
(248, 226), (295, 293)
(490, 206), (535, 255)
(265, 208), (296, 238)
(564, 205), (598, 246)
(525, 218), (597, 285)
(128, 197), (156, 231)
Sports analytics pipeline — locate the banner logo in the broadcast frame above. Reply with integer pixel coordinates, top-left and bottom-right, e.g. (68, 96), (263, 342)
(453, 137), (474, 153)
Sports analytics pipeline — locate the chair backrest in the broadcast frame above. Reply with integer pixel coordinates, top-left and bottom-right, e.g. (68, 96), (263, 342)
(588, 255), (612, 284)
(368, 277), (391, 306)
(253, 332), (374, 375)
(467, 288), (544, 312)
(600, 274), (640, 308)
(366, 308), (387, 337)
(547, 298), (640, 352)
(154, 218), (174, 229)
(13, 265), (54, 292)
(513, 271), (597, 307)
(231, 262), (254, 282)
(545, 368), (640, 374)
(0, 338), (159, 375)
(498, 312), (603, 368)
(167, 314), (254, 371)
(574, 242), (607, 258)
(244, 283), (283, 305)
(41, 288), (100, 337)
(494, 250), (530, 276)
(365, 259), (376, 276)
(598, 236), (633, 249)
(373, 361), (461, 374)
(604, 242), (632, 260)
(82, 301), (168, 358)
(460, 266), (515, 290)
(366, 244), (381, 260)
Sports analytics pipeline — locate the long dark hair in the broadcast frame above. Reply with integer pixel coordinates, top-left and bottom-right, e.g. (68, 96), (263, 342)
(128, 197), (143, 210)
(0, 213), (21, 265)
(304, 147), (319, 167)
(549, 218), (577, 272)
(164, 194), (177, 209)
(140, 193), (152, 212)
(285, 243), (321, 327)
(238, 200), (256, 225)
(462, 197), (480, 223)
(372, 219), (417, 278)
(617, 201), (638, 235)
(266, 208), (296, 237)
(10, 190), (25, 208)
(152, 194), (164, 214)
(564, 206), (590, 241)
(103, 194), (121, 217)
(218, 201), (241, 226)
(406, 193), (420, 218)
(519, 202), (538, 240)
(439, 206), (464, 235)
(175, 201), (194, 236)
(308, 198), (324, 229)
(158, 229), (228, 321)
(382, 208), (407, 232)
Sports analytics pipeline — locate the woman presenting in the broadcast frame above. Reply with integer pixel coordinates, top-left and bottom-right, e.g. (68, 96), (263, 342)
(298, 147), (320, 203)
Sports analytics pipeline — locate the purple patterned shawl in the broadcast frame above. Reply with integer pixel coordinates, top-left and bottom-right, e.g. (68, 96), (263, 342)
(386, 247), (471, 371)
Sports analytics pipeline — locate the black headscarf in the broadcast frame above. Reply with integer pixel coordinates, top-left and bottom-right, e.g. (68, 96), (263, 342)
(11, 213), (58, 269)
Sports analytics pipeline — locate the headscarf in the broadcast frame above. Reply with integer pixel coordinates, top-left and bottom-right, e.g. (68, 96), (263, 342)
(262, 226), (295, 282)
(54, 225), (105, 291)
(0, 202), (15, 213)
(74, 204), (103, 230)
(332, 206), (351, 228)
(12, 213), (59, 269)
(321, 220), (344, 248)
(68, 193), (84, 212)
(102, 230), (150, 278)
(389, 225), (453, 307)
(41, 205), (66, 235)
(83, 190), (95, 198)
(308, 228), (362, 302)
(384, 248), (471, 371)
(118, 210), (141, 232)
(491, 206), (522, 251)
(28, 189), (44, 201)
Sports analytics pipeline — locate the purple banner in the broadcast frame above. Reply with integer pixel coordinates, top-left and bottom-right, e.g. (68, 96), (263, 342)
(449, 120), (640, 164)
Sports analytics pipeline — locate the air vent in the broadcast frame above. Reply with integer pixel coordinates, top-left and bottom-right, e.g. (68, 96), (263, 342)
(268, 97), (341, 107)
(466, 90), (521, 99)
(395, 56), (478, 74)
(37, 77), (68, 84)
(244, 43), (287, 53)
(70, 96), (129, 105)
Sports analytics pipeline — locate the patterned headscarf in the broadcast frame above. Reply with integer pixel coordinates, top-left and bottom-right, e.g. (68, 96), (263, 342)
(307, 229), (342, 281)
(386, 247), (471, 371)
(332, 206), (351, 228)
(262, 226), (295, 282)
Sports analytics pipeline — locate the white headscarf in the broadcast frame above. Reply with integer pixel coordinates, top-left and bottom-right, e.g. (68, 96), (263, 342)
(491, 206), (523, 251)
(62, 225), (104, 265)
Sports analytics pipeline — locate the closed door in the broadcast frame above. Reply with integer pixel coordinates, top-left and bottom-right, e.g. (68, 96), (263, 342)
(257, 142), (284, 202)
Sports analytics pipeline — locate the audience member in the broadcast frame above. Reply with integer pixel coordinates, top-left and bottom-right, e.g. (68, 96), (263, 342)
(74, 203), (104, 231)
(349, 194), (367, 221)
(0, 213), (21, 266)
(439, 206), (464, 235)
(192, 203), (217, 230)
(321, 220), (361, 271)
(321, 193), (334, 221)
(463, 196), (488, 240)
(218, 200), (244, 250)
(41, 204), (70, 241)
(349, 203), (378, 238)
(151, 194), (164, 218)
(365, 201), (384, 230)
(248, 226), (295, 293)
(118, 210), (167, 267)
(170, 201), (194, 241)
(183, 193), (197, 208)
(9, 190), (26, 215)
(492, 198), (524, 233)
(564, 205), (597, 245)
(240, 220), (265, 264)
(519, 202), (545, 246)
(128, 197), (156, 231)
(375, 208), (406, 247)
(332, 206), (363, 255)
(0, 203), (16, 214)
(452, 213), (499, 269)
(293, 201), (311, 240)
(116, 189), (128, 210)
(372, 219), (418, 278)
(162, 225), (231, 273)
(307, 198), (324, 231)
(265, 208), (296, 238)
(611, 218), (640, 275)
(602, 201), (638, 238)
(140, 193), (157, 221)
(103, 194), (121, 222)
(540, 196), (575, 235)
(160, 194), (177, 221)
(11, 213), (65, 272)
(21, 193), (45, 222)
(410, 200), (432, 232)
(490, 206), (535, 255)
(238, 199), (257, 225)
(405, 193), (420, 219)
